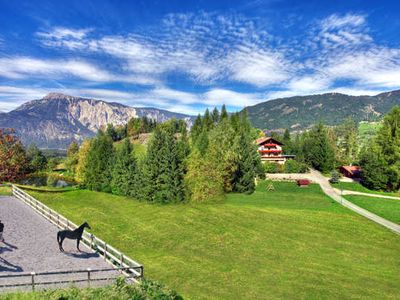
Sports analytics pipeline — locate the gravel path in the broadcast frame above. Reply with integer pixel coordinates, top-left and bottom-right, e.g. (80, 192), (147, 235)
(267, 170), (400, 234)
(0, 196), (119, 292)
(333, 188), (400, 201)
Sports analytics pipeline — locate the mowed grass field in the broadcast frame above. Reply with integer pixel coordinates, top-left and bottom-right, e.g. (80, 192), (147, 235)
(334, 181), (400, 197)
(27, 181), (400, 299)
(345, 195), (400, 224)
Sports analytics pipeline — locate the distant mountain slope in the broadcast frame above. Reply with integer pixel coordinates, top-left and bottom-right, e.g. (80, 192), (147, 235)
(0, 93), (193, 149)
(246, 90), (400, 131)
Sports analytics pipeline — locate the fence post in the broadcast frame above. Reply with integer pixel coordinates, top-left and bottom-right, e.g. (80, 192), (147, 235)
(66, 219), (69, 230)
(87, 268), (91, 287)
(120, 254), (124, 268)
(104, 243), (107, 260)
(57, 214), (60, 226)
(90, 234), (94, 249)
(31, 272), (36, 291)
(139, 266), (144, 279)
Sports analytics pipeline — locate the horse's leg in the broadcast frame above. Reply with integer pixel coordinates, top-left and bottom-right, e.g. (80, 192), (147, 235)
(77, 238), (81, 252)
(60, 237), (65, 252)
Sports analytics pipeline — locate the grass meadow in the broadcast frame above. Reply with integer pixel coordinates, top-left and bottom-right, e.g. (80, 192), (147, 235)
(345, 195), (400, 224)
(23, 181), (400, 299)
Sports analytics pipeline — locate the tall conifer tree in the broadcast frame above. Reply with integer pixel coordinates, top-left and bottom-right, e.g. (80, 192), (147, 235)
(84, 132), (115, 192)
(111, 139), (139, 196)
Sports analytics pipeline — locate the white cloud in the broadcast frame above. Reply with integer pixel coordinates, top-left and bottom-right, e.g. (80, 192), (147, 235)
(35, 13), (289, 87)
(320, 13), (366, 31)
(324, 48), (400, 88)
(0, 56), (157, 85)
(37, 27), (93, 49)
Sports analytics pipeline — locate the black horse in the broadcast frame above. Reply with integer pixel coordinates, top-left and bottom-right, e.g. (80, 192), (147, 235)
(57, 222), (91, 252)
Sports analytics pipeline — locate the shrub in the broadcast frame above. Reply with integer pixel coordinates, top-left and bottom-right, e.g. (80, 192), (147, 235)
(263, 162), (281, 173)
(284, 160), (308, 173)
(46, 174), (58, 187)
(329, 170), (340, 184)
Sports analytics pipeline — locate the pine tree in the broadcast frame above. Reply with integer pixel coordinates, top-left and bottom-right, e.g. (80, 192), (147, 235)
(106, 124), (119, 141)
(359, 143), (388, 190)
(84, 132), (115, 192)
(190, 114), (203, 144)
(282, 129), (292, 154)
(361, 106), (400, 190)
(220, 104), (228, 120)
(27, 144), (47, 172)
(303, 123), (335, 173)
(233, 133), (256, 193)
(194, 130), (209, 156)
(211, 107), (220, 125)
(141, 121), (188, 203)
(111, 139), (139, 196)
(203, 108), (213, 130)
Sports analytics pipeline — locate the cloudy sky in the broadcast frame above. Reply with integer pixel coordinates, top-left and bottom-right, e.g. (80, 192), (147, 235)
(0, 0), (399, 114)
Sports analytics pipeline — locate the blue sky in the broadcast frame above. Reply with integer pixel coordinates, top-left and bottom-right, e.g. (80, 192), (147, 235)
(0, 0), (400, 114)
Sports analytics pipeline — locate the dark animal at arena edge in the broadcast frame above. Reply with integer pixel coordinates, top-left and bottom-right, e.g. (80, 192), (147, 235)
(57, 222), (91, 252)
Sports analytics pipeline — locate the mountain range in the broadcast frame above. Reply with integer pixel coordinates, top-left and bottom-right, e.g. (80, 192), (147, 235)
(0, 90), (399, 149)
(246, 90), (400, 131)
(0, 93), (192, 149)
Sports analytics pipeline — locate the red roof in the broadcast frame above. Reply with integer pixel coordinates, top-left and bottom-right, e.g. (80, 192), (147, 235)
(256, 137), (283, 146)
(340, 166), (361, 175)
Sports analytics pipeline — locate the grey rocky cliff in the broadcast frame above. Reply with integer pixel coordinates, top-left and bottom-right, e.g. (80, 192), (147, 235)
(0, 93), (193, 149)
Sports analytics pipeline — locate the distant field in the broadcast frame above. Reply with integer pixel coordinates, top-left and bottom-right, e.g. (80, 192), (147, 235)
(358, 121), (381, 141)
(345, 195), (400, 224)
(114, 137), (147, 160)
(27, 181), (400, 299)
(334, 181), (400, 197)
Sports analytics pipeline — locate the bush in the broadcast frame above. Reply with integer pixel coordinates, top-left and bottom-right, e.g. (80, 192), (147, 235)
(329, 170), (340, 184)
(263, 162), (281, 173)
(46, 174), (59, 187)
(284, 160), (308, 173)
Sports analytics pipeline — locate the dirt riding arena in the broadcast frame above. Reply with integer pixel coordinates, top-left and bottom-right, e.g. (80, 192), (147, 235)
(0, 195), (119, 292)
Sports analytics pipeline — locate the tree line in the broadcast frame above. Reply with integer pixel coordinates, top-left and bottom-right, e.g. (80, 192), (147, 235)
(270, 106), (400, 191)
(67, 107), (264, 203)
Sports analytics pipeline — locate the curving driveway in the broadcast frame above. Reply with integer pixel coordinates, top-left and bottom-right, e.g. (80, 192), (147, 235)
(267, 170), (400, 234)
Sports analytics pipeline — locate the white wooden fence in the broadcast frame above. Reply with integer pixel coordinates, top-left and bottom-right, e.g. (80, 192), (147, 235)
(10, 185), (144, 283)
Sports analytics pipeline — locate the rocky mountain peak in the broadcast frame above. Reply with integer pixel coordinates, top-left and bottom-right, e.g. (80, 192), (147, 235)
(43, 93), (76, 101)
(0, 93), (194, 149)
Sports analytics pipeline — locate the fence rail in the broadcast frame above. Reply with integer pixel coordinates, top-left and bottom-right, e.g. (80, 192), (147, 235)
(0, 267), (140, 291)
(8, 185), (144, 287)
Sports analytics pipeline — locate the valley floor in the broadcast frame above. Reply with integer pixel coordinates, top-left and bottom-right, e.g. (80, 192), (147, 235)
(25, 182), (400, 299)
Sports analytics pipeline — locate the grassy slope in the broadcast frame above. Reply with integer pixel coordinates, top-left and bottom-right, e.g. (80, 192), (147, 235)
(27, 182), (400, 299)
(334, 182), (400, 197)
(0, 186), (11, 196)
(345, 195), (400, 224)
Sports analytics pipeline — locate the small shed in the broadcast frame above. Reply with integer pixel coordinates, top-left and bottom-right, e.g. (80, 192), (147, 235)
(340, 166), (361, 178)
(297, 179), (311, 187)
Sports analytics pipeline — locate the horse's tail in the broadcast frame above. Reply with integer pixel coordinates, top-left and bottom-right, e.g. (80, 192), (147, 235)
(57, 231), (61, 244)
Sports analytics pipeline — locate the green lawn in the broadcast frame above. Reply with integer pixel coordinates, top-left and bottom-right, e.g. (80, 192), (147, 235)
(25, 181), (400, 299)
(333, 181), (400, 197)
(345, 195), (400, 225)
(0, 185), (11, 196)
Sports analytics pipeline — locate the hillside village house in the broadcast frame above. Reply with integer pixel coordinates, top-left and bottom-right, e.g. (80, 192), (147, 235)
(339, 165), (361, 179)
(256, 137), (294, 164)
